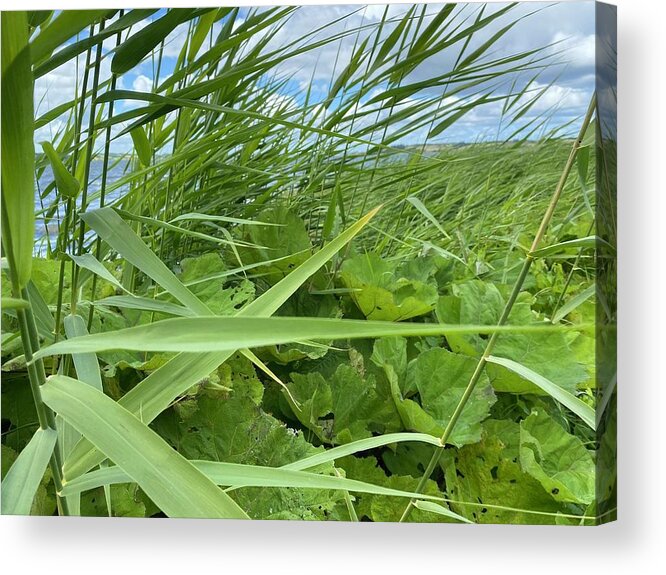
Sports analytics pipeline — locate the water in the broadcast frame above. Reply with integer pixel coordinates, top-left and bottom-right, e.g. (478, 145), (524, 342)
(35, 158), (129, 255)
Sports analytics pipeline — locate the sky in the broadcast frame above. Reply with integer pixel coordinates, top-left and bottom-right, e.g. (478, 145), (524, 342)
(33, 2), (597, 151)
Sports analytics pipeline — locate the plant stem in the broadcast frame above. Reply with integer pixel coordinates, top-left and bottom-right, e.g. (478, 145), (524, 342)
(0, 204), (70, 515)
(399, 92), (597, 522)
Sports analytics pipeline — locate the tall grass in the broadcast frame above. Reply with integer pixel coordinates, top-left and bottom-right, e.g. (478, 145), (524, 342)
(1, 6), (610, 522)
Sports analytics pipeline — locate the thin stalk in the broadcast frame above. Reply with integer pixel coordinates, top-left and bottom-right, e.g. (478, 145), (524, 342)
(71, 20), (105, 316)
(52, 24), (94, 371)
(87, 11), (124, 331)
(399, 93), (597, 522)
(0, 204), (70, 515)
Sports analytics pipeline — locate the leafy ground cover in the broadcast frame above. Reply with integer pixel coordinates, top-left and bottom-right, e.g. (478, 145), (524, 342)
(1, 7), (615, 524)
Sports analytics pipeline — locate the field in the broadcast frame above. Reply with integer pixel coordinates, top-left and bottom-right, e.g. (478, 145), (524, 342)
(1, 5), (616, 524)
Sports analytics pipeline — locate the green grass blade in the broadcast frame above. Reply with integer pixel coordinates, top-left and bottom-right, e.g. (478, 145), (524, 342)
(413, 500), (473, 524)
(95, 295), (196, 317)
(1, 297), (30, 310)
(61, 461), (444, 503)
(80, 208), (211, 315)
(111, 8), (198, 74)
(33, 9), (158, 78)
(281, 433), (442, 471)
(530, 236), (611, 258)
(34, 316), (569, 358)
(2, 11), (34, 290)
(129, 126), (152, 167)
(406, 195), (451, 240)
(64, 351), (234, 479)
(40, 141), (80, 198)
(41, 375), (249, 519)
(69, 253), (130, 295)
(552, 285), (596, 323)
(63, 315), (102, 390)
(1, 427), (57, 515)
(30, 9), (110, 63)
(487, 355), (596, 430)
(170, 212), (283, 227)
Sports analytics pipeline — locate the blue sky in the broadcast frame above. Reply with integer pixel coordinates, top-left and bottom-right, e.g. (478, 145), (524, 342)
(34, 2), (596, 151)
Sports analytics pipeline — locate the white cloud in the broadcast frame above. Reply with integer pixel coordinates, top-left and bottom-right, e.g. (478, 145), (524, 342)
(132, 74), (153, 93)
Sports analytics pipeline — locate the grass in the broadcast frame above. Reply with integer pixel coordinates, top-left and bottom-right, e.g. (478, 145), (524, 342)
(0, 6), (615, 524)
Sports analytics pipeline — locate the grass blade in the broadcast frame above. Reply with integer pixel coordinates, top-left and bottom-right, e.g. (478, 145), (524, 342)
(111, 8), (198, 74)
(552, 284), (596, 323)
(487, 355), (596, 430)
(69, 253), (130, 295)
(63, 315), (102, 390)
(40, 141), (80, 198)
(413, 500), (473, 524)
(1, 428), (57, 515)
(95, 295), (195, 317)
(80, 208), (211, 315)
(30, 10), (110, 63)
(129, 126), (152, 167)
(2, 11), (34, 289)
(41, 375), (249, 519)
(60, 461), (444, 503)
(281, 433), (442, 471)
(34, 316), (571, 358)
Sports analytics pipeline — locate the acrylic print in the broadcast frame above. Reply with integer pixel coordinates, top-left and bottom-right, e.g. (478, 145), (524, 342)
(1, 2), (616, 524)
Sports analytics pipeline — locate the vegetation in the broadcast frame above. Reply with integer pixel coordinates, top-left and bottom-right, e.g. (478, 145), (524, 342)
(1, 6), (615, 523)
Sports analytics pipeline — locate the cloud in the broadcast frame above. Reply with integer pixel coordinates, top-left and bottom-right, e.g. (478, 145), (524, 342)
(132, 74), (153, 93)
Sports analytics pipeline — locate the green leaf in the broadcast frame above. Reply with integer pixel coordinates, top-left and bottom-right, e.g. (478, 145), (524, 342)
(443, 419), (567, 524)
(2, 11), (34, 289)
(519, 409), (595, 505)
(406, 348), (496, 446)
(1, 428), (57, 515)
(437, 280), (588, 395)
(336, 455), (448, 523)
(152, 372), (343, 520)
(34, 315), (564, 359)
(341, 253), (438, 321)
(236, 206), (313, 286)
(129, 126), (152, 166)
(177, 253), (255, 316)
(1, 297), (30, 310)
(80, 208), (210, 315)
(41, 375), (248, 519)
(111, 8), (198, 74)
(552, 284), (596, 323)
(487, 355), (595, 430)
(288, 362), (401, 444)
(30, 10), (110, 63)
(40, 141), (80, 198)
(80, 483), (146, 518)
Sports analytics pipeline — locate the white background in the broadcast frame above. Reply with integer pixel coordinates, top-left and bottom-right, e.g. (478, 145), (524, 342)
(1, 1), (664, 573)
